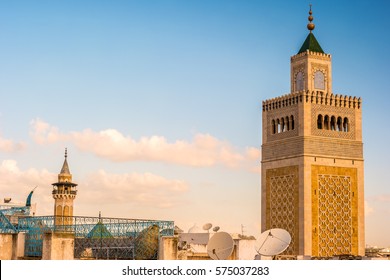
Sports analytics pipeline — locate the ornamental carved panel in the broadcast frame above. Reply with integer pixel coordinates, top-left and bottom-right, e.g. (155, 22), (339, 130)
(266, 166), (299, 255)
(311, 165), (358, 257)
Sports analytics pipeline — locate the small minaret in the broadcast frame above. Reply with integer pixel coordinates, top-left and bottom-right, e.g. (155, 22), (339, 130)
(52, 148), (77, 225)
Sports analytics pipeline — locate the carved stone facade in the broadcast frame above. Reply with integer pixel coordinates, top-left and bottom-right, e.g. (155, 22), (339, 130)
(266, 166), (299, 255)
(261, 26), (364, 257)
(311, 165), (359, 257)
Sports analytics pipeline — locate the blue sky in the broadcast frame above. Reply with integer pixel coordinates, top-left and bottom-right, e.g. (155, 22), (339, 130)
(0, 0), (390, 247)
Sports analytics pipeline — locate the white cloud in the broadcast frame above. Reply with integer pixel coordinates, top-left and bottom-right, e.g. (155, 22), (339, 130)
(0, 135), (26, 152)
(0, 159), (55, 215)
(30, 118), (259, 168)
(79, 170), (189, 209)
(245, 147), (261, 160)
(365, 200), (374, 217)
(0, 159), (189, 215)
(0, 160), (54, 191)
(372, 194), (390, 202)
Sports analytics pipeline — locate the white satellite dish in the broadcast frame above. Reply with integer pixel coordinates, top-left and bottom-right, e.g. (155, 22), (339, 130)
(203, 223), (212, 231)
(207, 232), (234, 260)
(213, 226), (220, 232)
(256, 228), (291, 256)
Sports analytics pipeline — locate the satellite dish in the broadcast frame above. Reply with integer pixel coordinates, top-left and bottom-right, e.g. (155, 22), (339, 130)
(203, 223), (212, 231)
(213, 226), (220, 232)
(256, 228), (291, 256)
(207, 232), (234, 260)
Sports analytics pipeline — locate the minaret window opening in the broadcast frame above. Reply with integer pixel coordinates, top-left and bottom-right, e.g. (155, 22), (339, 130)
(314, 70), (325, 90)
(317, 114), (323, 129)
(330, 116), (336, 131)
(324, 115), (329, 130)
(296, 71), (304, 91)
(64, 206), (70, 216)
(56, 205), (62, 216)
(271, 116), (295, 134)
(317, 115), (349, 132)
(272, 120), (276, 134)
(286, 116), (290, 130)
(290, 115), (295, 130)
(337, 117), (342, 131)
(343, 117), (349, 132)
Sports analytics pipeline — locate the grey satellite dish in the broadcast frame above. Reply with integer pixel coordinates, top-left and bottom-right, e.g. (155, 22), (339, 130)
(213, 226), (220, 232)
(207, 232), (234, 260)
(256, 228), (291, 256)
(203, 223), (212, 231)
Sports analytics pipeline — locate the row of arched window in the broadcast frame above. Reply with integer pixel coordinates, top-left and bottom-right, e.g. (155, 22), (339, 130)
(317, 114), (349, 132)
(55, 205), (73, 216)
(271, 115), (295, 134)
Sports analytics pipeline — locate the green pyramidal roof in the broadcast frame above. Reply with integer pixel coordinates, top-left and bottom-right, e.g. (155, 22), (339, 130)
(298, 32), (324, 54)
(87, 221), (113, 238)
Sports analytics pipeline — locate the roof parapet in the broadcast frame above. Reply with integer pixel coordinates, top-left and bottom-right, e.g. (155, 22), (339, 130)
(263, 90), (361, 111)
(291, 50), (331, 61)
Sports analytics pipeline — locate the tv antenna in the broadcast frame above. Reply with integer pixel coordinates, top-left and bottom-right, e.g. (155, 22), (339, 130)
(207, 232), (234, 260)
(241, 224), (246, 236)
(256, 228), (291, 257)
(202, 223), (212, 232)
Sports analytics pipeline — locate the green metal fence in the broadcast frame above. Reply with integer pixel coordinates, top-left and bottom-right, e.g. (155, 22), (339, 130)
(14, 215), (174, 259)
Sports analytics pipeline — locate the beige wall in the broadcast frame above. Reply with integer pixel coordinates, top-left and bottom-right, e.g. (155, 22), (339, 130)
(42, 232), (75, 260)
(158, 236), (178, 260)
(0, 234), (18, 260)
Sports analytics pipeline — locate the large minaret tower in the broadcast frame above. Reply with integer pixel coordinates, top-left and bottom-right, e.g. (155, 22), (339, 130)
(52, 149), (77, 225)
(261, 6), (364, 257)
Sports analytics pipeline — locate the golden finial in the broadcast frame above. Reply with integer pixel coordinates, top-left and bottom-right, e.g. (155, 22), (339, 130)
(307, 4), (315, 32)
(65, 148), (68, 159)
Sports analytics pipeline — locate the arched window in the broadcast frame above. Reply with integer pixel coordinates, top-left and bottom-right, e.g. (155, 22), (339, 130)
(56, 205), (62, 216)
(314, 70), (325, 90)
(324, 115), (329, 130)
(272, 120), (276, 134)
(286, 116), (290, 131)
(281, 118), (285, 132)
(337, 117), (342, 131)
(317, 114), (323, 129)
(296, 71), (304, 91)
(330, 116), (336, 131)
(343, 117), (349, 132)
(290, 115), (295, 130)
(277, 119), (281, 133)
(64, 205), (70, 216)
(63, 206), (70, 225)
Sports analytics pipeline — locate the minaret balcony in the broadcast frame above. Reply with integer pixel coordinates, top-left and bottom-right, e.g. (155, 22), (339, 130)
(52, 190), (77, 195)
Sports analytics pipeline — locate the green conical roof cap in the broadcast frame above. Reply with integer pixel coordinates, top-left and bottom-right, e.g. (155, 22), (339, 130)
(298, 32), (324, 54)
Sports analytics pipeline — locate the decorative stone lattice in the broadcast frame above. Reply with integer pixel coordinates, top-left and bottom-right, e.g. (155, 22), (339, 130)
(269, 175), (297, 255)
(317, 175), (352, 256)
(267, 104), (298, 141)
(311, 104), (356, 140)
